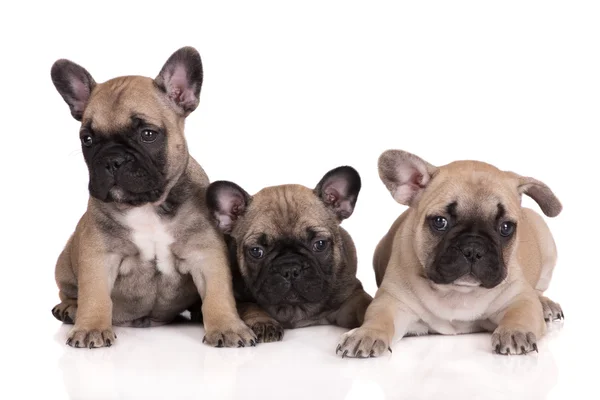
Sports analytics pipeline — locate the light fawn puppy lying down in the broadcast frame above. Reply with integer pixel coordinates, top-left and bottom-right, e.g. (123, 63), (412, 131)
(337, 149), (563, 357)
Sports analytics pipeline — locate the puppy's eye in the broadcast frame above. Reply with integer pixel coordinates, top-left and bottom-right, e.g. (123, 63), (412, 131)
(248, 247), (264, 259)
(81, 135), (93, 147)
(499, 221), (516, 237)
(312, 239), (329, 252)
(140, 129), (158, 143)
(430, 216), (448, 231)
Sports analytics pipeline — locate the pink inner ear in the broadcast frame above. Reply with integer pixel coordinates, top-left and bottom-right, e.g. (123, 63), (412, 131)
(324, 187), (354, 218)
(324, 188), (340, 206)
(392, 169), (428, 205)
(168, 65), (196, 109)
(214, 189), (247, 234)
(70, 78), (90, 114)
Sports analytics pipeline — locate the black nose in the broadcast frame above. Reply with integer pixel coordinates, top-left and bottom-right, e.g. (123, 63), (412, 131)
(105, 155), (127, 175)
(280, 264), (301, 280)
(460, 242), (486, 263)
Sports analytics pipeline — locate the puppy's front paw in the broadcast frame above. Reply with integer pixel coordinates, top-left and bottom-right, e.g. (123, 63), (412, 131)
(492, 326), (537, 355)
(539, 296), (564, 322)
(336, 327), (391, 358)
(66, 326), (115, 349)
(203, 321), (257, 348)
(251, 320), (284, 343)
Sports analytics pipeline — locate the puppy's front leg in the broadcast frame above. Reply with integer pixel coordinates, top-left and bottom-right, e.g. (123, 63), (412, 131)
(186, 245), (257, 347)
(330, 288), (373, 329)
(238, 302), (283, 343)
(67, 247), (119, 349)
(490, 291), (546, 355)
(336, 289), (417, 358)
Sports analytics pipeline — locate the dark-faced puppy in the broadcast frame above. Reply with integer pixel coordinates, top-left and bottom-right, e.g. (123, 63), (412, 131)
(50, 47), (256, 348)
(206, 167), (373, 342)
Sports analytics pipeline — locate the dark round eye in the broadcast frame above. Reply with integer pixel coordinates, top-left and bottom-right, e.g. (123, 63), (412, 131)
(312, 239), (329, 252)
(81, 135), (93, 147)
(140, 129), (158, 143)
(431, 216), (449, 231)
(499, 221), (516, 237)
(248, 247), (264, 259)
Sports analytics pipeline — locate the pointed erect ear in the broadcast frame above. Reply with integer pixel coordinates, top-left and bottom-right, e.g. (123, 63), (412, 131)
(515, 175), (562, 217)
(155, 46), (203, 115)
(314, 166), (361, 220)
(51, 59), (96, 121)
(378, 150), (438, 206)
(206, 181), (251, 234)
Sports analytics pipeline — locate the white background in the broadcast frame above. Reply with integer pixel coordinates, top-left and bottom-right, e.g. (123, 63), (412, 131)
(1, 1), (599, 399)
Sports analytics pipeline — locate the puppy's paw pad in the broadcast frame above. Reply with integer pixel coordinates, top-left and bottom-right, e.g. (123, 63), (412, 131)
(540, 296), (564, 322)
(66, 327), (115, 349)
(52, 303), (77, 324)
(491, 327), (537, 355)
(336, 327), (390, 359)
(203, 323), (258, 348)
(251, 320), (284, 343)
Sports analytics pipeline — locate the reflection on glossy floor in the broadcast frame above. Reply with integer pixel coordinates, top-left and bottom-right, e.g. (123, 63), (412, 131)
(13, 311), (591, 400)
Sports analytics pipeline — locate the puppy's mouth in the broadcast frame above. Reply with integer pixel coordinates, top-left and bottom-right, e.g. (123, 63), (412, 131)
(451, 274), (481, 287)
(280, 291), (302, 304)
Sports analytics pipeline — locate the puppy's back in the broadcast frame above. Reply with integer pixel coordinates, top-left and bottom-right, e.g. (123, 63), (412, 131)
(373, 211), (410, 287)
(517, 208), (558, 292)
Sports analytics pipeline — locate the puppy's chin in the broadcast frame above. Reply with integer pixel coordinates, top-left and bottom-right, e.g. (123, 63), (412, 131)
(91, 186), (164, 207)
(258, 287), (326, 307)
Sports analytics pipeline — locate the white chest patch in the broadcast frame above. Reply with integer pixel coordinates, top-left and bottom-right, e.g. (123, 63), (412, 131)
(122, 205), (176, 275)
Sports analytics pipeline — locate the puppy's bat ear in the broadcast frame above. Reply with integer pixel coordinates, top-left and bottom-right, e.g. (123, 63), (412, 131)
(51, 59), (96, 121)
(155, 46), (203, 115)
(514, 175), (562, 217)
(378, 150), (438, 206)
(206, 181), (251, 234)
(314, 166), (361, 220)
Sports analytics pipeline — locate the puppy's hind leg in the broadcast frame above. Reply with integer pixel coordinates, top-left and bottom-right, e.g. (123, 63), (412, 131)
(52, 293), (78, 324)
(238, 302), (283, 343)
(523, 209), (563, 322)
(539, 295), (564, 321)
(52, 240), (78, 324)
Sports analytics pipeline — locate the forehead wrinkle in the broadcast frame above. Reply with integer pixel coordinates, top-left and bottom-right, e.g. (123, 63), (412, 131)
(244, 185), (332, 241)
(418, 178), (462, 216)
(86, 77), (167, 133)
(419, 164), (522, 223)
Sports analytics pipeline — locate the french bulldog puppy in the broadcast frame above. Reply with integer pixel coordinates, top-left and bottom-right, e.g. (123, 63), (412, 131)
(50, 47), (256, 348)
(205, 167), (373, 342)
(337, 150), (563, 357)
